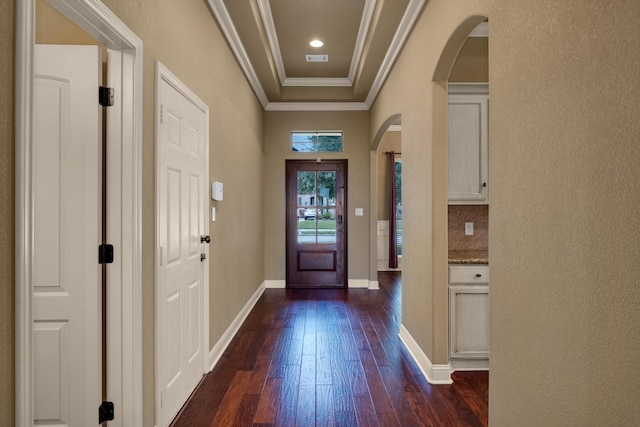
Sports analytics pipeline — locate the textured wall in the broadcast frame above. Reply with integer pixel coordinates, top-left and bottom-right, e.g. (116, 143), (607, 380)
(0, 0), (14, 424)
(263, 111), (371, 282)
(449, 37), (488, 83)
(489, 1), (640, 425)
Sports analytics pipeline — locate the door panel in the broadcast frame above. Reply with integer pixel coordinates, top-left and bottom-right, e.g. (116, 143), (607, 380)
(157, 76), (208, 426)
(286, 160), (347, 288)
(33, 44), (102, 426)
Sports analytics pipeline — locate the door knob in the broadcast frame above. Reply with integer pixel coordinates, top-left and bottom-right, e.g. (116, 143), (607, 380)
(200, 253), (206, 262)
(200, 235), (211, 244)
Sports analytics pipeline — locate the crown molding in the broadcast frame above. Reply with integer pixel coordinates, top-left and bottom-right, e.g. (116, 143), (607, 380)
(207, 0), (270, 108)
(348, 0), (377, 83)
(256, 0), (286, 86)
(266, 102), (369, 111)
(283, 77), (352, 87)
(365, 0), (426, 107)
(448, 82), (489, 94)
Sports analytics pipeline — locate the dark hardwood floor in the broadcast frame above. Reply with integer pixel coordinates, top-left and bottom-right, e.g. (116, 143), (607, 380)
(170, 272), (488, 427)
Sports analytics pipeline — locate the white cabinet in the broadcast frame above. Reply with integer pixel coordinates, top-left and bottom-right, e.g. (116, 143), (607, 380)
(449, 265), (489, 367)
(448, 84), (489, 204)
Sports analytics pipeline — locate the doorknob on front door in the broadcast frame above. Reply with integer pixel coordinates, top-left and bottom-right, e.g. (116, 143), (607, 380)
(200, 235), (211, 243)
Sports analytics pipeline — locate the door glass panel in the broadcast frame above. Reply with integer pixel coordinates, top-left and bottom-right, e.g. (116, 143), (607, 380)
(296, 170), (337, 244)
(298, 211), (316, 244)
(297, 171), (316, 206)
(317, 171), (336, 207)
(318, 208), (336, 243)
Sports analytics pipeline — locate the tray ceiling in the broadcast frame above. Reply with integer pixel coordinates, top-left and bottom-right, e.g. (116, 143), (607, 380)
(207, 0), (425, 110)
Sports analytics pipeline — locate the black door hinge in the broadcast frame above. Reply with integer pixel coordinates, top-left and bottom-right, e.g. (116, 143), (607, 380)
(99, 86), (115, 107)
(99, 401), (115, 424)
(99, 244), (114, 264)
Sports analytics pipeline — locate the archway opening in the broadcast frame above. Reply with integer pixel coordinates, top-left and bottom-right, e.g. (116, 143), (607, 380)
(369, 114), (402, 288)
(432, 17), (490, 372)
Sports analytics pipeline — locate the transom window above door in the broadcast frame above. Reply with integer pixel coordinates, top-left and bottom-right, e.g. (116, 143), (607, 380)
(291, 131), (343, 152)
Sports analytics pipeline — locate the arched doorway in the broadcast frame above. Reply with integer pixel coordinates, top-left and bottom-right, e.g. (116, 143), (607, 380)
(369, 114), (402, 288)
(432, 18), (490, 372)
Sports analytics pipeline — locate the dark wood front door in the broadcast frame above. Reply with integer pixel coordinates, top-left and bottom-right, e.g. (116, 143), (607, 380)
(286, 160), (347, 288)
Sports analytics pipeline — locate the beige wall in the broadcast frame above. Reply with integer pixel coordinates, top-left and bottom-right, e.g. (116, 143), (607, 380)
(263, 111), (370, 281)
(377, 131), (401, 220)
(489, 1), (640, 425)
(0, 0), (14, 423)
(449, 36), (489, 82)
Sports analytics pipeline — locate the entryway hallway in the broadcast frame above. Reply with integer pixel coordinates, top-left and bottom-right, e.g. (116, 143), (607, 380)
(170, 272), (488, 426)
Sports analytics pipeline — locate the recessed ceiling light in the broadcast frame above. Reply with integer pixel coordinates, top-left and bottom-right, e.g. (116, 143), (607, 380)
(309, 39), (324, 48)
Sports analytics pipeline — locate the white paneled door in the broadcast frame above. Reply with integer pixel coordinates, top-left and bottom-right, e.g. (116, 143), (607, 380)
(33, 44), (102, 426)
(156, 65), (209, 427)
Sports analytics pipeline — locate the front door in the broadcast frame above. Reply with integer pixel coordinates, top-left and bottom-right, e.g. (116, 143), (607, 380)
(286, 160), (347, 288)
(32, 44), (102, 426)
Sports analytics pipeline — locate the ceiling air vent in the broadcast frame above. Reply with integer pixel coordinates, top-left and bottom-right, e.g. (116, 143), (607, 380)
(306, 54), (328, 62)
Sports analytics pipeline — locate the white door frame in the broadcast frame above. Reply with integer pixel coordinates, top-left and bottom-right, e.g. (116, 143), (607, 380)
(154, 60), (210, 426)
(15, 1), (143, 426)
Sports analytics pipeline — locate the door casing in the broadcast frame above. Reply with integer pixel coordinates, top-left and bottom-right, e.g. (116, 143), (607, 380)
(15, 1), (143, 425)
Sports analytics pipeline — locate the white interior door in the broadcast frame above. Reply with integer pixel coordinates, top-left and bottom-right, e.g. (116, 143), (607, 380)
(32, 44), (102, 426)
(156, 66), (209, 427)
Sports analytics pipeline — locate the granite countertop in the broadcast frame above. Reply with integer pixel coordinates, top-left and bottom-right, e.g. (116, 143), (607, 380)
(448, 250), (489, 265)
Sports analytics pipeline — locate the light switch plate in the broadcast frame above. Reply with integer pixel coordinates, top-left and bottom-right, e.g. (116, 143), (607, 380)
(465, 222), (474, 235)
(211, 207), (216, 222)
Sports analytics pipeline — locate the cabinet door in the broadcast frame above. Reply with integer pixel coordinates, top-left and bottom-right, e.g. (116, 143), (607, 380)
(449, 285), (489, 359)
(448, 94), (489, 204)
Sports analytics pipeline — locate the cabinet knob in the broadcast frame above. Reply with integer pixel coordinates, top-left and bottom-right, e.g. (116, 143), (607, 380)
(475, 273), (482, 277)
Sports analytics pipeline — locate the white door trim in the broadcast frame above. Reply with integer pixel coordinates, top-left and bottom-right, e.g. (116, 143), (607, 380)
(154, 60), (210, 425)
(15, 1), (143, 426)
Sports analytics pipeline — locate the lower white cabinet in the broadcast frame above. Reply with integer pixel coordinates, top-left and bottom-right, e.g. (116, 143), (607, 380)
(449, 265), (489, 364)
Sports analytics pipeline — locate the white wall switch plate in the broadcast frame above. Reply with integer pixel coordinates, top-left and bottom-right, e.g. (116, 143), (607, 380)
(355, 208), (364, 216)
(211, 207), (216, 222)
(465, 222), (474, 235)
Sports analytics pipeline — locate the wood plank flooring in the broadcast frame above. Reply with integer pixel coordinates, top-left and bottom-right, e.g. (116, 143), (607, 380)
(170, 272), (488, 427)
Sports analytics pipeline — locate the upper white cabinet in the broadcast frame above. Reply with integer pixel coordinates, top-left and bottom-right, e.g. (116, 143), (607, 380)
(448, 84), (489, 204)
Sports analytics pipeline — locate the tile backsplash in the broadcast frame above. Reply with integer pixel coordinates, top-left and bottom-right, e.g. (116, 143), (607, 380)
(448, 205), (488, 250)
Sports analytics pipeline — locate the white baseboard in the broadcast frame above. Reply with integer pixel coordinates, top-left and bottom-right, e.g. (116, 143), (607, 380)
(264, 280), (286, 288)
(368, 280), (380, 290)
(348, 279), (369, 288)
(450, 358), (489, 372)
(208, 282), (266, 370)
(398, 324), (453, 384)
(265, 279), (378, 289)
